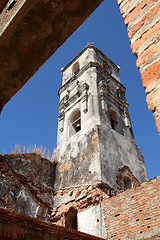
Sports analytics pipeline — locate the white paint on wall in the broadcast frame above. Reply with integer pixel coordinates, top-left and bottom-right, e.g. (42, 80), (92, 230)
(78, 205), (106, 238)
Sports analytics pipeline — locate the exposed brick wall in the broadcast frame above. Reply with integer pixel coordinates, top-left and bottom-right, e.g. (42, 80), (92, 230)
(50, 183), (111, 226)
(102, 176), (160, 240)
(116, 166), (140, 193)
(117, 0), (160, 134)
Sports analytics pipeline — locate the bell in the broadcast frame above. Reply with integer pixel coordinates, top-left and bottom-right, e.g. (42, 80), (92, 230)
(75, 121), (81, 132)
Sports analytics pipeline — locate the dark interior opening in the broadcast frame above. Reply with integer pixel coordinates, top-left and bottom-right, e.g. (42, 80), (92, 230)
(65, 208), (77, 230)
(7, 0), (16, 10)
(111, 118), (118, 130)
(124, 177), (132, 190)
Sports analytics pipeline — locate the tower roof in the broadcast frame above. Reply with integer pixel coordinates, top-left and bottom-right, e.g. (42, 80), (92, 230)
(61, 43), (120, 73)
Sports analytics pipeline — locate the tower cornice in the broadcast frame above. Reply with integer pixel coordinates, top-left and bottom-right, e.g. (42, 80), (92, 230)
(59, 61), (122, 96)
(61, 43), (120, 74)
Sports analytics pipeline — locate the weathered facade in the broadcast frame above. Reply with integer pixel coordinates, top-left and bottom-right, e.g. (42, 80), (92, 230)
(56, 44), (148, 186)
(55, 44), (147, 191)
(50, 44), (148, 238)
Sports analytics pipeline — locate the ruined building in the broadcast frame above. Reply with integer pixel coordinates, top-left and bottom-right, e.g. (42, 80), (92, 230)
(1, 44), (159, 240)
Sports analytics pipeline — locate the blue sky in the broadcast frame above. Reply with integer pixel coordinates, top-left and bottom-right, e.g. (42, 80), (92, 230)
(0, 0), (159, 180)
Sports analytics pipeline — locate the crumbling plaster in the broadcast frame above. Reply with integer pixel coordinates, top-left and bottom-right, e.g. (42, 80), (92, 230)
(0, 153), (56, 220)
(55, 44), (147, 197)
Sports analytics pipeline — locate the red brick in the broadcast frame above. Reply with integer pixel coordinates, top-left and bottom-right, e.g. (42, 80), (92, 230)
(131, 21), (160, 54)
(136, 41), (160, 68)
(141, 61), (160, 88)
(128, 2), (160, 39)
(121, 0), (139, 15)
(124, 0), (154, 25)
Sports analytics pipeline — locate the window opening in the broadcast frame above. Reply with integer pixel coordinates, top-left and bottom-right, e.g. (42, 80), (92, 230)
(124, 177), (132, 190)
(73, 62), (79, 75)
(10, 186), (19, 198)
(111, 118), (118, 130)
(10, 190), (14, 196)
(72, 117), (81, 133)
(7, 0), (16, 10)
(103, 61), (109, 73)
(65, 208), (77, 230)
(109, 108), (118, 131)
(69, 110), (81, 137)
(37, 206), (48, 220)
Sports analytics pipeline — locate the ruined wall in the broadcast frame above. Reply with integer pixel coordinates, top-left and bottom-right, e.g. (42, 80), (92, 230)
(50, 184), (109, 238)
(51, 175), (160, 239)
(0, 153), (159, 239)
(0, 153), (56, 221)
(117, 0), (160, 134)
(54, 122), (147, 198)
(102, 176), (160, 240)
(0, 207), (104, 240)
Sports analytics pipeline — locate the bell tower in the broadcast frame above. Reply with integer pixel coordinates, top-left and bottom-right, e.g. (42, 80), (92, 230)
(54, 43), (148, 193)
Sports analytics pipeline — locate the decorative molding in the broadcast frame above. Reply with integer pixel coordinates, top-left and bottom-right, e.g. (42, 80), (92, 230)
(59, 110), (65, 132)
(98, 80), (129, 111)
(58, 83), (89, 113)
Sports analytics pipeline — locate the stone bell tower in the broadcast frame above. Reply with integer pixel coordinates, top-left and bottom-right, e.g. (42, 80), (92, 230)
(54, 43), (147, 193)
(51, 43), (148, 237)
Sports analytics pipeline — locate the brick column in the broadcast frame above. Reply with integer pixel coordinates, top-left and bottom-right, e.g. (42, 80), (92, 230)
(117, 0), (160, 134)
